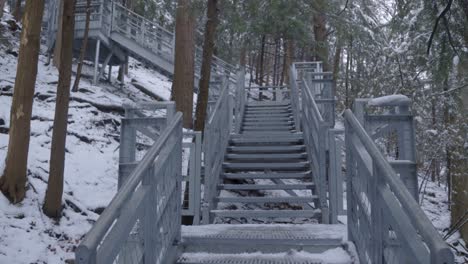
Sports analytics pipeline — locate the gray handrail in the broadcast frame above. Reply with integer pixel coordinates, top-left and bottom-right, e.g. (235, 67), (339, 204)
(202, 79), (234, 224)
(76, 112), (183, 264)
(300, 76), (330, 223)
(344, 109), (454, 264)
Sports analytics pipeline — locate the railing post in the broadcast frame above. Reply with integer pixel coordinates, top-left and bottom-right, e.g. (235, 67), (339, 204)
(193, 131), (202, 225)
(371, 163), (384, 264)
(319, 125), (329, 224)
(118, 108), (136, 189)
(143, 164), (157, 263)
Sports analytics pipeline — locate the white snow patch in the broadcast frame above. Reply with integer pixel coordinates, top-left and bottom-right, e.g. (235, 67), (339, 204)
(368, 94), (410, 106)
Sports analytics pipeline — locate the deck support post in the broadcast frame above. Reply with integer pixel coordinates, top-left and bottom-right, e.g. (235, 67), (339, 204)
(93, 40), (101, 84)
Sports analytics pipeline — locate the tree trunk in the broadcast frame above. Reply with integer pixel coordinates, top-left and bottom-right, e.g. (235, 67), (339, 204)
(283, 40), (294, 85)
(194, 0), (218, 132)
(43, 0), (75, 219)
(0, 0), (7, 19)
(451, 2), (468, 242)
(312, 0), (329, 71)
(239, 44), (247, 67)
(72, 0), (92, 93)
(172, 0), (195, 128)
(0, 0), (45, 203)
(272, 38), (279, 87)
(53, 0), (64, 68)
(259, 35), (266, 86)
(13, 0), (21, 21)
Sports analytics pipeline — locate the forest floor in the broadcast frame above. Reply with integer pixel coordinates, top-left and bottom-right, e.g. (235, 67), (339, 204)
(0, 14), (466, 264)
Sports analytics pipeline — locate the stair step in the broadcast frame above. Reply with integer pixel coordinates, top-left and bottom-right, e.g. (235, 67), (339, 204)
(223, 172), (311, 180)
(216, 196), (317, 203)
(223, 162), (309, 171)
(228, 145), (306, 153)
(226, 153), (307, 161)
(218, 184), (314, 190)
(243, 121), (294, 127)
(242, 125), (294, 130)
(244, 112), (291, 118)
(246, 103), (290, 107)
(243, 117), (293, 122)
(230, 134), (303, 144)
(242, 127), (294, 132)
(210, 209), (321, 218)
(244, 110), (292, 114)
(177, 252), (351, 264)
(180, 224), (348, 255)
(247, 103), (291, 108)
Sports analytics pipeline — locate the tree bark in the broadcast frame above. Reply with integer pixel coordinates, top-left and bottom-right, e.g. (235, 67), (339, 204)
(451, 1), (468, 242)
(43, 0), (76, 219)
(194, 0), (218, 132)
(283, 40), (294, 85)
(0, 0), (45, 203)
(0, 0), (6, 19)
(312, 0), (329, 71)
(53, 0), (64, 68)
(72, 0), (92, 92)
(259, 35), (266, 86)
(172, 0), (195, 128)
(13, 0), (21, 21)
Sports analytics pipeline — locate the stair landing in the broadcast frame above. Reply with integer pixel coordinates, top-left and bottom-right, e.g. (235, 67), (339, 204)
(178, 224), (353, 264)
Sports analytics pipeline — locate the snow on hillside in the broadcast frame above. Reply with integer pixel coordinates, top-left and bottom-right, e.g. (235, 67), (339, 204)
(0, 21), (173, 263)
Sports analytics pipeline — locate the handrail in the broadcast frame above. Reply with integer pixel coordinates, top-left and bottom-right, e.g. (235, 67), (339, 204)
(300, 76), (330, 223)
(344, 109), (454, 264)
(202, 79), (233, 224)
(76, 112), (183, 264)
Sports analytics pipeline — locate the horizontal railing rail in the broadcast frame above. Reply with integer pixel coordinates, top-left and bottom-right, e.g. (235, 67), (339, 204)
(76, 111), (183, 264)
(245, 86), (290, 103)
(344, 109), (454, 264)
(202, 78), (234, 224)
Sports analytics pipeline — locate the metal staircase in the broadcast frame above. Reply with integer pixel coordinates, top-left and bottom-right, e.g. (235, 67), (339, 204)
(211, 101), (322, 223)
(46, 0), (235, 84)
(75, 62), (455, 264)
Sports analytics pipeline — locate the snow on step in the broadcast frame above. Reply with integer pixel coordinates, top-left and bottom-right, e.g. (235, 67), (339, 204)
(179, 224), (352, 262)
(177, 248), (353, 264)
(181, 224), (347, 245)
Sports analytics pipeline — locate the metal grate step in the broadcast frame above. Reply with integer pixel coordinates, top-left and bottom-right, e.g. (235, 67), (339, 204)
(227, 145), (306, 154)
(222, 172), (311, 180)
(218, 184), (314, 190)
(223, 162), (310, 171)
(210, 209), (321, 218)
(216, 196), (317, 204)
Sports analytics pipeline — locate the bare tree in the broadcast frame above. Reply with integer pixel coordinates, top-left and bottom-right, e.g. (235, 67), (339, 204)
(43, 0), (76, 218)
(0, 0), (45, 203)
(312, 0), (329, 71)
(13, 0), (21, 21)
(172, 0), (195, 128)
(194, 0), (219, 132)
(53, 0), (64, 68)
(72, 0), (92, 92)
(0, 0), (7, 19)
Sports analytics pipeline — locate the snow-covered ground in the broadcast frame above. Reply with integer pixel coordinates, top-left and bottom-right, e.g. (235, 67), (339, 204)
(0, 18), (174, 263)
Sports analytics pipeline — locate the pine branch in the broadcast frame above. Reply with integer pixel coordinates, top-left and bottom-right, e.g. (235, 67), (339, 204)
(427, 0), (453, 55)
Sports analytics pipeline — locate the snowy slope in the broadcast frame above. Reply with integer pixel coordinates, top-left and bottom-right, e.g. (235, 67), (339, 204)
(0, 20), (174, 263)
